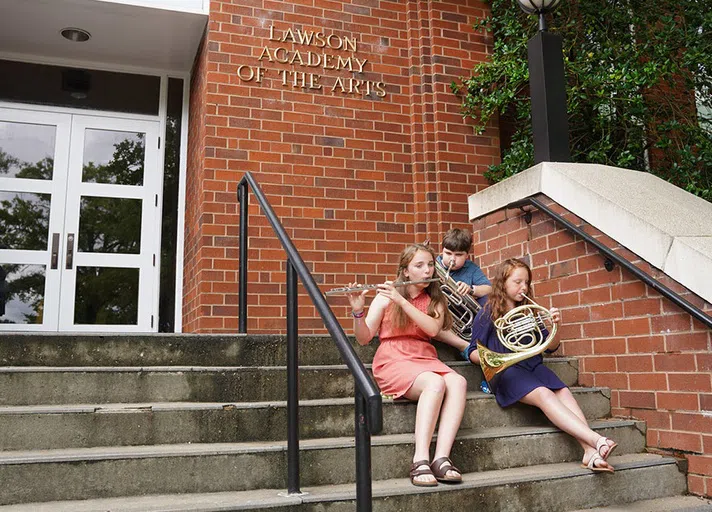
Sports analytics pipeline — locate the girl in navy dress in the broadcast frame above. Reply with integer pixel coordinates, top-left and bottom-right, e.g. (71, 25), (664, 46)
(465, 258), (617, 473)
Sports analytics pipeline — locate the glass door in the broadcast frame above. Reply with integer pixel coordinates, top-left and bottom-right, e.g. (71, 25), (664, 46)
(58, 115), (161, 332)
(0, 108), (70, 330)
(0, 107), (161, 332)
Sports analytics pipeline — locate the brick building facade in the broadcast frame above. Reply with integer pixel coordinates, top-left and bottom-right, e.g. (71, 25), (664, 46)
(1, 0), (710, 500)
(184, 0), (499, 333)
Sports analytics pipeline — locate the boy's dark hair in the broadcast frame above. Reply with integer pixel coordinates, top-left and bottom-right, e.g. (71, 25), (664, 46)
(442, 228), (472, 252)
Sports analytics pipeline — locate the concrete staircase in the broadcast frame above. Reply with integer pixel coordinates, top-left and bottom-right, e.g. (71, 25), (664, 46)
(0, 333), (708, 511)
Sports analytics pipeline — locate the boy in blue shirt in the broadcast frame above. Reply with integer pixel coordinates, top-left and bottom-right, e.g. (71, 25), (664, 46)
(434, 228), (492, 360)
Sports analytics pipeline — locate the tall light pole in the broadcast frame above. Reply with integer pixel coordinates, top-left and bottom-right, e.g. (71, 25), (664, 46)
(517, 0), (571, 163)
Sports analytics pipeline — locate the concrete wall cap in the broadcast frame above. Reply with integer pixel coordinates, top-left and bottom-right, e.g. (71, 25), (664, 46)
(468, 162), (712, 305)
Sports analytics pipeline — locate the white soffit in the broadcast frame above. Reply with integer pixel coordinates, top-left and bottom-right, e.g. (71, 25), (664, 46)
(468, 162), (712, 305)
(94, 0), (208, 13)
(0, 0), (208, 71)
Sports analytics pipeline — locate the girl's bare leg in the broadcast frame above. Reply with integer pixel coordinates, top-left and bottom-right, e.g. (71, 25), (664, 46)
(520, 387), (613, 471)
(404, 372), (446, 484)
(554, 387), (616, 466)
(432, 372), (467, 478)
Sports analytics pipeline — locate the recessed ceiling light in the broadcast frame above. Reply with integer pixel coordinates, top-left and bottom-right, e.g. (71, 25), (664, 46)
(60, 28), (91, 43)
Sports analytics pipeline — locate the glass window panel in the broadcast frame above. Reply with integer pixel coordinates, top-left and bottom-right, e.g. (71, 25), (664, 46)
(82, 129), (145, 186)
(0, 120), (55, 180)
(0, 60), (160, 116)
(0, 263), (46, 325)
(158, 77), (183, 332)
(0, 191), (51, 251)
(74, 267), (138, 325)
(78, 196), (142, 254)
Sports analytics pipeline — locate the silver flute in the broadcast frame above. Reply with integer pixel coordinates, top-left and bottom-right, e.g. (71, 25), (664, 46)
(324, 278), (441, 296)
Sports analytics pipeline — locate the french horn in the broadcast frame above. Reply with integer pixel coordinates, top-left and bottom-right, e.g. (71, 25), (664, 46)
(434, 258), (482, 341)
(477, 293), (558, 391)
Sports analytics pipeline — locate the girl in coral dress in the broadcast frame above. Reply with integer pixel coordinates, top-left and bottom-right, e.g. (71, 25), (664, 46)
(346, 243), (467, 487)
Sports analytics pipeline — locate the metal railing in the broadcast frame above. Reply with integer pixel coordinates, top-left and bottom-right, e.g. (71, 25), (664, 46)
(512, 196), (712, 329)
(238, 172), (383, 511)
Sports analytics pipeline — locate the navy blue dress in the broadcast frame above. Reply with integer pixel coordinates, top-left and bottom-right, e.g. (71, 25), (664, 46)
(468, 305), (565, 407)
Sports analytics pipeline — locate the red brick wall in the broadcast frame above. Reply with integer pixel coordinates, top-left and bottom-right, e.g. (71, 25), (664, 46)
(184, 34), (210, 332)
(472, 194), (712, 497)
(184, 0), (499, 333)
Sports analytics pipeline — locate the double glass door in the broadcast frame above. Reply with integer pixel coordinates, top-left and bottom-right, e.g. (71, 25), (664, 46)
(0, 106), (161, 331)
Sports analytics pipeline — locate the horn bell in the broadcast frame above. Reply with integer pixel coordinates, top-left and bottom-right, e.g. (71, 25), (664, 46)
(478, 302), (558, 392)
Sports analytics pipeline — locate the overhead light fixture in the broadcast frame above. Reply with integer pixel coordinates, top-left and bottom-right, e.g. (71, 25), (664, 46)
(60, 27), (91, 43)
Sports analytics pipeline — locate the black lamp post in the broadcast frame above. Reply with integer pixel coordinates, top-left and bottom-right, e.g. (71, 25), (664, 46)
(518, 0), (571, 163)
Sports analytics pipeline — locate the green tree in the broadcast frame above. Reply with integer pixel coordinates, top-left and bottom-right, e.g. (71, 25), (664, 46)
(454, 0), (712, 201)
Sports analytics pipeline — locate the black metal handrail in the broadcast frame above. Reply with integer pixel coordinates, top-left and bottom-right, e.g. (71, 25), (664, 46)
(511, 196), (712, 329)
(238, 171), (383, 511)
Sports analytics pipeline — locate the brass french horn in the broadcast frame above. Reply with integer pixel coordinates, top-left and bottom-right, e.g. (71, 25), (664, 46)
(477, 293), (557, 390)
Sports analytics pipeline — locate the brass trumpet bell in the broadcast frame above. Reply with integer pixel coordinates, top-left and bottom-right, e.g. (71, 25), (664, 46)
(477, 296), (557, 391)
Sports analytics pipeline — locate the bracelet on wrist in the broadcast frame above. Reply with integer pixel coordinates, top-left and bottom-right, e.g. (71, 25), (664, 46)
(352, 310), (365, 318)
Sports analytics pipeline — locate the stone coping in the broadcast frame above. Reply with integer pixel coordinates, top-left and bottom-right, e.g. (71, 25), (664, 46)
(468, 162), (712, 305)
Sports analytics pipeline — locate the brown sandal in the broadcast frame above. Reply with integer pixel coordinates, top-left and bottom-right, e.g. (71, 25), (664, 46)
(430, 456), (462, 483)
(409, 459), (438, 487)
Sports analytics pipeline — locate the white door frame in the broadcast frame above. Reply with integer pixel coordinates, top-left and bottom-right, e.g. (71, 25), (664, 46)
(0, 107), (71, 331)
(59, 114), (162, 332)
(0, 52), (191, 332)
(0, 106), (162, 332)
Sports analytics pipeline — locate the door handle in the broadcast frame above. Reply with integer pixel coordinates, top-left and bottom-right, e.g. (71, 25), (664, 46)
(50, 233), (60, 269)
(65, 233), (75, 270)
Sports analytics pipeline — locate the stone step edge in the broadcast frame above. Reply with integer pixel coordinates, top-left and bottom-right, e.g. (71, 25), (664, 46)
(0, 386), (610, 414)
(0, 419), (640, 464)
(0, 358), (578, 372)
(0, 454), (679, 512)
(569, 495), (712, 511)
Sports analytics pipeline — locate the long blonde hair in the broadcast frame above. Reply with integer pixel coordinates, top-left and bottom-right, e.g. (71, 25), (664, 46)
(488, 258), (535, 321)
(389, 244), (452, 330)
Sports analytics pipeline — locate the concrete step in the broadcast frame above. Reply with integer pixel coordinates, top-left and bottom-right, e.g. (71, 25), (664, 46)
(0, 359), (578, 405)
(0, 334), (579, 378)
(0, 334), (375, 367)
(0, 453), (686, 511)
(0, 421), (642, 505)
(571, 495), (712, 511)
(0, 388), (611, 449)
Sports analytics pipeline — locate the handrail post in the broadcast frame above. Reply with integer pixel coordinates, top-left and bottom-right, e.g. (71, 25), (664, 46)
(355, 386), (373, 512)
(286, 258), (301, 494)
(237, 173), (382, 509)
(237, 181), (248, 334)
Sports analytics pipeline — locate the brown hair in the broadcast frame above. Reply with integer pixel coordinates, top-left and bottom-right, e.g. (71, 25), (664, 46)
(488, 258), (535, 321)
(389, 243), (452, 330)
(442, 228), (472, 252)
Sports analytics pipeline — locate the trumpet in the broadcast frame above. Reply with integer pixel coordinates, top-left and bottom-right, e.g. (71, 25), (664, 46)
(434, 258), (482, 341)
(324, 278), (441, 296)
(477, 293), (557, 391)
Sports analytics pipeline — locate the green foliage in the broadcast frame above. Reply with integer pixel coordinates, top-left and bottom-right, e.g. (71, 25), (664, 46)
(454, 0), (712, 200)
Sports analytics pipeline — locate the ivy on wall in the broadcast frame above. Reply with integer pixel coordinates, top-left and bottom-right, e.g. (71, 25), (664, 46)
(454, 0), (711, 201)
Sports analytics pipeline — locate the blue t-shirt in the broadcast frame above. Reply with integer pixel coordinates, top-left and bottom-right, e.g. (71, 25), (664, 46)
(437, 256), (490, 287)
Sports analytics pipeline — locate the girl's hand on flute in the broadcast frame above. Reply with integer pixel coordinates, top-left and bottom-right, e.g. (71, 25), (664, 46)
(377, 281), (404, 305)
(346, 282), (369, 313)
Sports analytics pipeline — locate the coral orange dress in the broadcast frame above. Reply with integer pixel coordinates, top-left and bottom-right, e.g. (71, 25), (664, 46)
(372, 292), (454, 398)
